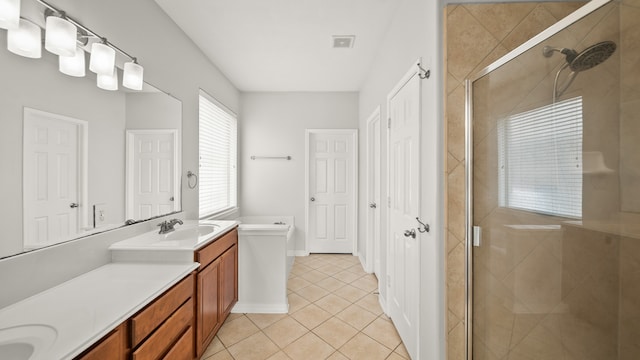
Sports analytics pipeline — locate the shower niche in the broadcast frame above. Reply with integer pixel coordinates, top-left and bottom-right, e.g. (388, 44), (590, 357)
(464, 0), (640, 359)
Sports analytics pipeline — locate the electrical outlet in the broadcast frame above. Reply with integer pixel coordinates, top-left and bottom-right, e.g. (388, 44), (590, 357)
(93, 204), (107, 228)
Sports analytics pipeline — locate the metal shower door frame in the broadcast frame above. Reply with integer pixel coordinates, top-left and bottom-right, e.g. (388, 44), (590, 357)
(463, 0), (613, 358)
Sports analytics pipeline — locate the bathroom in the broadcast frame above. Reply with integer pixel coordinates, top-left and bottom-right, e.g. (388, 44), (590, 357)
(0, 0), (639, 359)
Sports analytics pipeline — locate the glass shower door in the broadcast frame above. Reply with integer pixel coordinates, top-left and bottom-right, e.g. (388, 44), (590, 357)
(468, 1), (640, 359)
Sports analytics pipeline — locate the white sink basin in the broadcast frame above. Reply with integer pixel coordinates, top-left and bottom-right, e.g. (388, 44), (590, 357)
(0, 324), (57, 360)
(163, 224), (217, 241)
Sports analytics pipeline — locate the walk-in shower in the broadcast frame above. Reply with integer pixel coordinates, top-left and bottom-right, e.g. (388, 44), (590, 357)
(544, 41), (617, 100)
(464, 0), (639, 358)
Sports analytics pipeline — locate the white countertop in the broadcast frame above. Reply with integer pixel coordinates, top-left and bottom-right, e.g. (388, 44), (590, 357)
(109, 220), (238, 251)
(0, 262), (198, 360)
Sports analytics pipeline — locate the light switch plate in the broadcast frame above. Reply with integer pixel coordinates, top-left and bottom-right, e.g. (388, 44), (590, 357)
(93, 203), (107, 228)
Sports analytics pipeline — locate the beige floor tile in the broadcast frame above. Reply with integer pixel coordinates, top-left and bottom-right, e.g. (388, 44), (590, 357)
(287, 293), (310, 313)
(201, 336), (225, 358)
(301, 269), (330, 283)
(217, 315), (260, 347)
(386, 352), (407, 360)
(296, 284), (330, 303)
(333, 270), (362, 284)
(228, 332), (279, 360)
(291, 303), (332, 329)
(327, 351), (349, 359)
(355, 293), (383, 316)
(247, 313), (287, 329)
(226, 312), (244, 322)
(339, 333), (392, 360)
(317, 277), (347, 292)
(336, 304), (378, 330)
(313, 317), (359, 348)
(203, 349), (233, 360)
(317, 263), (343, 275)
(334, 284), (368, 303)
(346, 264), (367, 276)
(267, 351), (292, 360)
(362, 317), (402, 350)
(287, 276), (311, 292)
(315, 293), (352, 315)
(350, 276), (379, 292)
(283, 333), (335, 360)
(263, 316), (309, 348)
(394, 342), (410, 359)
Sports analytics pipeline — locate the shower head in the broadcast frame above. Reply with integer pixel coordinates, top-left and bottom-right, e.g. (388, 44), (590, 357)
(544, 41), (617, 101)
(543, 41), (617, 72)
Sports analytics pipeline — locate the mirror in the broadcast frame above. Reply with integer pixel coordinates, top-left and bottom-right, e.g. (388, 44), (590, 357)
(0, 28), (182, 259)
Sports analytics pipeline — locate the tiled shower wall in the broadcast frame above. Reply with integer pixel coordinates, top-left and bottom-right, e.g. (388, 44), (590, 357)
(443, 2), (584, 359)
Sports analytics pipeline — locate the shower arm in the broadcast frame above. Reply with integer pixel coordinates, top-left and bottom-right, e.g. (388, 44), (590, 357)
(553, 62), (577, 101)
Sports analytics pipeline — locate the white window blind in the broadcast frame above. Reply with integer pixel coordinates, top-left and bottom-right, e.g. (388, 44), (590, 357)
(498, 97), (583, 218)
(199, 91), (237, 218)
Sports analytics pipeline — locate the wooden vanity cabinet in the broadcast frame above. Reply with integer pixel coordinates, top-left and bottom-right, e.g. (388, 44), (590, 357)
(195, 227), (238, 358)
(75, 323), (127, 360)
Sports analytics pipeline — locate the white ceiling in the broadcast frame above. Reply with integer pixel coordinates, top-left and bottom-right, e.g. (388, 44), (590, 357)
(153, 0), (403, 92)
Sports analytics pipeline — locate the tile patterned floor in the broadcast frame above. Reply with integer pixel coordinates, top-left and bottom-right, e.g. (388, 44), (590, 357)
(201, 254), (408, 360)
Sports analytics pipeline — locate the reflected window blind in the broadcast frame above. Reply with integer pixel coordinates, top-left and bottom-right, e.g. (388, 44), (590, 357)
(198, 92), (237, 218)
(498, 97), (583, 218)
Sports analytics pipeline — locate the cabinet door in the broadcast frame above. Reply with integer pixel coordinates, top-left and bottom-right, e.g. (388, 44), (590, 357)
(75, 323), (126, 360)
(220, 244), (238, 316)
(197, 258), (220, 357)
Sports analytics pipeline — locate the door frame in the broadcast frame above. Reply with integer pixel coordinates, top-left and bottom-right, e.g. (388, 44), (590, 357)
(385, 59), (422, 359)
(125, 129), (181, 219)
(304, 129), (358, 255)
(365, 107), (381, 274)
(23, 107), (89, 246)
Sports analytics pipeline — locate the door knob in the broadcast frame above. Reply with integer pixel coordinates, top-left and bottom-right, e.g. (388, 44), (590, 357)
(369, 202), (377, 209)
(69, 203), (79, 208)
(404, 229), (416, 238)
(310, 197), (315, 202)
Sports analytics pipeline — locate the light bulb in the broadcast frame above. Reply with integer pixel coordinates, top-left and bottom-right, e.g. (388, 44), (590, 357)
(7, 18), (41, 58)
(0, 0), (20, 30)
(45, 16), (77, 57)
(89, 41), (115, 75)
(59, 47), (85, 77)
(97, 67), (118, 91)
(123, 61), (144, 90)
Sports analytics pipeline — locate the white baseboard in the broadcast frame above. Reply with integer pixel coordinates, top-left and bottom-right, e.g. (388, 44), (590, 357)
(378, 291), (388, 315)
(293, 250), (309, 256)
(231, 302), (289, 314)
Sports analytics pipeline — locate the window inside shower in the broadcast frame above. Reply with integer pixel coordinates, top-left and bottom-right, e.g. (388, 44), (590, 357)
(465, 0), (640, 359)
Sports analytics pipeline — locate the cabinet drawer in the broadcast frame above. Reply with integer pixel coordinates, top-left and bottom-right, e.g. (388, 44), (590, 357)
(162, 326), (194, 360)
(195, 228), (237, 270)
(132, 298), (193, 360)
(130, 273), (194, 347)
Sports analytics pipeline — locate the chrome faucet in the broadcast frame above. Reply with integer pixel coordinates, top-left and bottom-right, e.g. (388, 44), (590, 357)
(158, 219), (184, 234)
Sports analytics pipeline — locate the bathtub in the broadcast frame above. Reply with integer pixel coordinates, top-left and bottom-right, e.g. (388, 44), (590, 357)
(231, 216), (295, 314)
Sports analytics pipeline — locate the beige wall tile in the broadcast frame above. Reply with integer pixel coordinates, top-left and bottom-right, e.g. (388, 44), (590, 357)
(501, 5), (560, 51)
(464, 3), (536, 41)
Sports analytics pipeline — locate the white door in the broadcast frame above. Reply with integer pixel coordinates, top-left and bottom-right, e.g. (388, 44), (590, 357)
(23, 110), (83, 248)
(126, 130), (178, 220)
(306, 130), (357, 254)
(366, 108), (382, 276)
(387, 67), (421, 359)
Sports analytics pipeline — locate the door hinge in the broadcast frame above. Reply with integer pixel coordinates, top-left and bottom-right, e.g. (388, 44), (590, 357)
(387, 196), (391, 207)
(387, 117), (391, 129)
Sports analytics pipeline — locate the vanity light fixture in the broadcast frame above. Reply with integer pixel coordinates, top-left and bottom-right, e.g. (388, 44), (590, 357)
(59, 46), (85, 77)
(7, 18), (41, 58)
(123, 59), (143, 90)
(0, 0), (20, 30)
(89, 39), (115, 76)
(44, 14), (77, 57)
(97, 67), (118, 91)
(1, 0), (144, 89)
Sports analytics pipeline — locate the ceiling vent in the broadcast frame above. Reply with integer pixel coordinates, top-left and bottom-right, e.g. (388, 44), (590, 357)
(332, 35), (355, 49)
